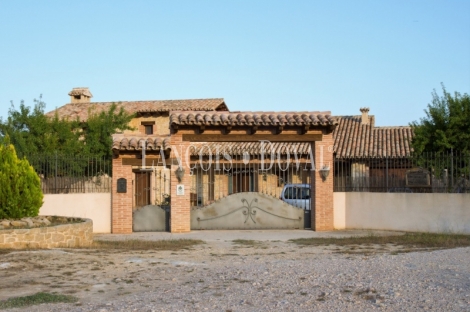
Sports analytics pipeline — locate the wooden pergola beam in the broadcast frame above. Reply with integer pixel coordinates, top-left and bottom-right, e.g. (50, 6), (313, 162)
(182, 133), (322, 142)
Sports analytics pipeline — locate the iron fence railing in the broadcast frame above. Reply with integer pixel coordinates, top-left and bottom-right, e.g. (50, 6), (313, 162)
(21, 150), (469, 195)
(190, 150), (312, 207)
(334, 151), (470, 193)
(24, 154), (111, 194)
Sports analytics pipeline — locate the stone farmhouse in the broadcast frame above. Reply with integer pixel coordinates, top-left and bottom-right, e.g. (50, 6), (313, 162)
(47, 88), (414, 234)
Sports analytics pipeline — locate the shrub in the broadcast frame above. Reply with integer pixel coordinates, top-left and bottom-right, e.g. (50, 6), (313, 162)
(0, 137), (43, 219)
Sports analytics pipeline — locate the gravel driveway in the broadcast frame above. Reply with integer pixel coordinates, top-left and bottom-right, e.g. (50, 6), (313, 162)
(1, 230), (469, 311)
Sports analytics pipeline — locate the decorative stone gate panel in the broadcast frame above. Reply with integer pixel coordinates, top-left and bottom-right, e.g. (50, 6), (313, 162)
(191, 192), (304, 230)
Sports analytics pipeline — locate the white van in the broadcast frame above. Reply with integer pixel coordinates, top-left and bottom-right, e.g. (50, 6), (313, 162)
(280, 184), (311, 210)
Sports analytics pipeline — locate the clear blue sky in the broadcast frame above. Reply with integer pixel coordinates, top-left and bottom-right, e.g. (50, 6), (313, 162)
(1, 0), (469, 126)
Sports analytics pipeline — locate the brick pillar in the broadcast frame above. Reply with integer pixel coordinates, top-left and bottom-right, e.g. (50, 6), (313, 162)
(311, 132), (334, 231)
(112, 155), (133, 234)
(170, 135), (191, 233)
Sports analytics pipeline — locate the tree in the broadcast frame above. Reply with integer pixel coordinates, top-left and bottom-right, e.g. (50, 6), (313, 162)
(82, 103), (135, 159)
(0, 97), (134, 158)
(410, 84), (470, 154)
(0, 96), (82, 157)
(0, 137), (43, 219)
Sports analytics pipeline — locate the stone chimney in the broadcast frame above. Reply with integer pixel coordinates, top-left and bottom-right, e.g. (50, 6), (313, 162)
(68, 87), (93, 104)
(360, 107), (370, 125)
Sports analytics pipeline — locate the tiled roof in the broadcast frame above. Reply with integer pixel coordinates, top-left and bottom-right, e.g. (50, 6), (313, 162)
(333, 116), (414, 158)
(170, 111), (337, 127)
(46, 99), (227, 121)
(188, 115), (414, 158)
(112, 134), (171, 151)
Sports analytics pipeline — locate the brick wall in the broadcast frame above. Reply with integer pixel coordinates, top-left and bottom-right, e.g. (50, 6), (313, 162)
(112, 155), (133, 233)
(170, 135), (191, 233)
(312, 132), (334, 231)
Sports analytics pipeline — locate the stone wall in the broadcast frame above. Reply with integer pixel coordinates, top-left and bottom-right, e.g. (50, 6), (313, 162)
(0, 217), (93, 249)
(124, 114), (170, 136)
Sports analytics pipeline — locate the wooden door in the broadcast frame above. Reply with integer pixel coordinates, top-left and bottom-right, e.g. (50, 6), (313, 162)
(134, 172), (151, 208)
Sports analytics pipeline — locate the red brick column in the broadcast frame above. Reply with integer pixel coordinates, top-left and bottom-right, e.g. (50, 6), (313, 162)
(170, 135), (191, 233)
(311, 132), (334, 231)
(112, 155), (133, 234)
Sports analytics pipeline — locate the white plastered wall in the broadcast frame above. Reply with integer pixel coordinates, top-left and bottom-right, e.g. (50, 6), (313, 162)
(334, 192), (470, 233)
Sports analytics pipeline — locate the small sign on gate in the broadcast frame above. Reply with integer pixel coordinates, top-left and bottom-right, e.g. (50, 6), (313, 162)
(176, 184), (185, 196)
(406, 168), (431, 187)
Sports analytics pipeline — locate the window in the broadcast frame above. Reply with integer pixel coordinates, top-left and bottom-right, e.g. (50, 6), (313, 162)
(141, 121), (155, 135)
(144, 125), (153, 135)
(299, 187), (310, 199)
(284, 187), (295, 199)
(283, 186), (310, 200)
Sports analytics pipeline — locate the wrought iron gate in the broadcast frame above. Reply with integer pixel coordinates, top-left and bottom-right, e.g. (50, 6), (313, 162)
(189, 149), (313, 230)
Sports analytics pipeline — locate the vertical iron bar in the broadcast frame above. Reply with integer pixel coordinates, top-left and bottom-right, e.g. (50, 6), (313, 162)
(55, 152), (58, 194)
(385, 156), (388, 192)
(451, 148), (454, 191)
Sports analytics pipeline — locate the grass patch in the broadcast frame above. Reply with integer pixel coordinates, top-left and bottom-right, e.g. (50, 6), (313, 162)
(232, 239), (261, 246)
(90, 239), (204, 251)
(1, 239), (204, 253)
(0, 292), (78, 309)
(289, 233), (470, 250)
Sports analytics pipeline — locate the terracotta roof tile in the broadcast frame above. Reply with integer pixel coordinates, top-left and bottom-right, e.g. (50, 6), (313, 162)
(46, 99), (227, 122)
(112, 134), (171, 151)
(333, 116), (414, 158)
(189, 115), (413, 158)
(170, 111), (337, 127)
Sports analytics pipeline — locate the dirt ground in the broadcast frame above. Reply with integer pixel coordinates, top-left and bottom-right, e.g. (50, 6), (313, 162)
(0, 231), (470, 312)
(0, 230), (414, 304)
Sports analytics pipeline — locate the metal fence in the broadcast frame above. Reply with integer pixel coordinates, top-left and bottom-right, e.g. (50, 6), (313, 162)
(25, 154), (112, 194)
(334, 151), (470, 193)
(22, 150), (469, 195)
(190, 151), (312, 207)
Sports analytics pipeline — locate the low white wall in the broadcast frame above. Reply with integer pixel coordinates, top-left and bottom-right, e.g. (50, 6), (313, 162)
(333, 192), (346, 230)
(40, 193), (111, 233)
(334, 192), (470, 234)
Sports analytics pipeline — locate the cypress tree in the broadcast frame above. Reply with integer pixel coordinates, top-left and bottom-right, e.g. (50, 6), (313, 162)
(0, 136), (43, 219)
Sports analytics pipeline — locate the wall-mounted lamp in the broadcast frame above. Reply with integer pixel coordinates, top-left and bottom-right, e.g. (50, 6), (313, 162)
(262, 172), (267, 181)
(319, 165), (330, 182)
(175, 166), (185, 182)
